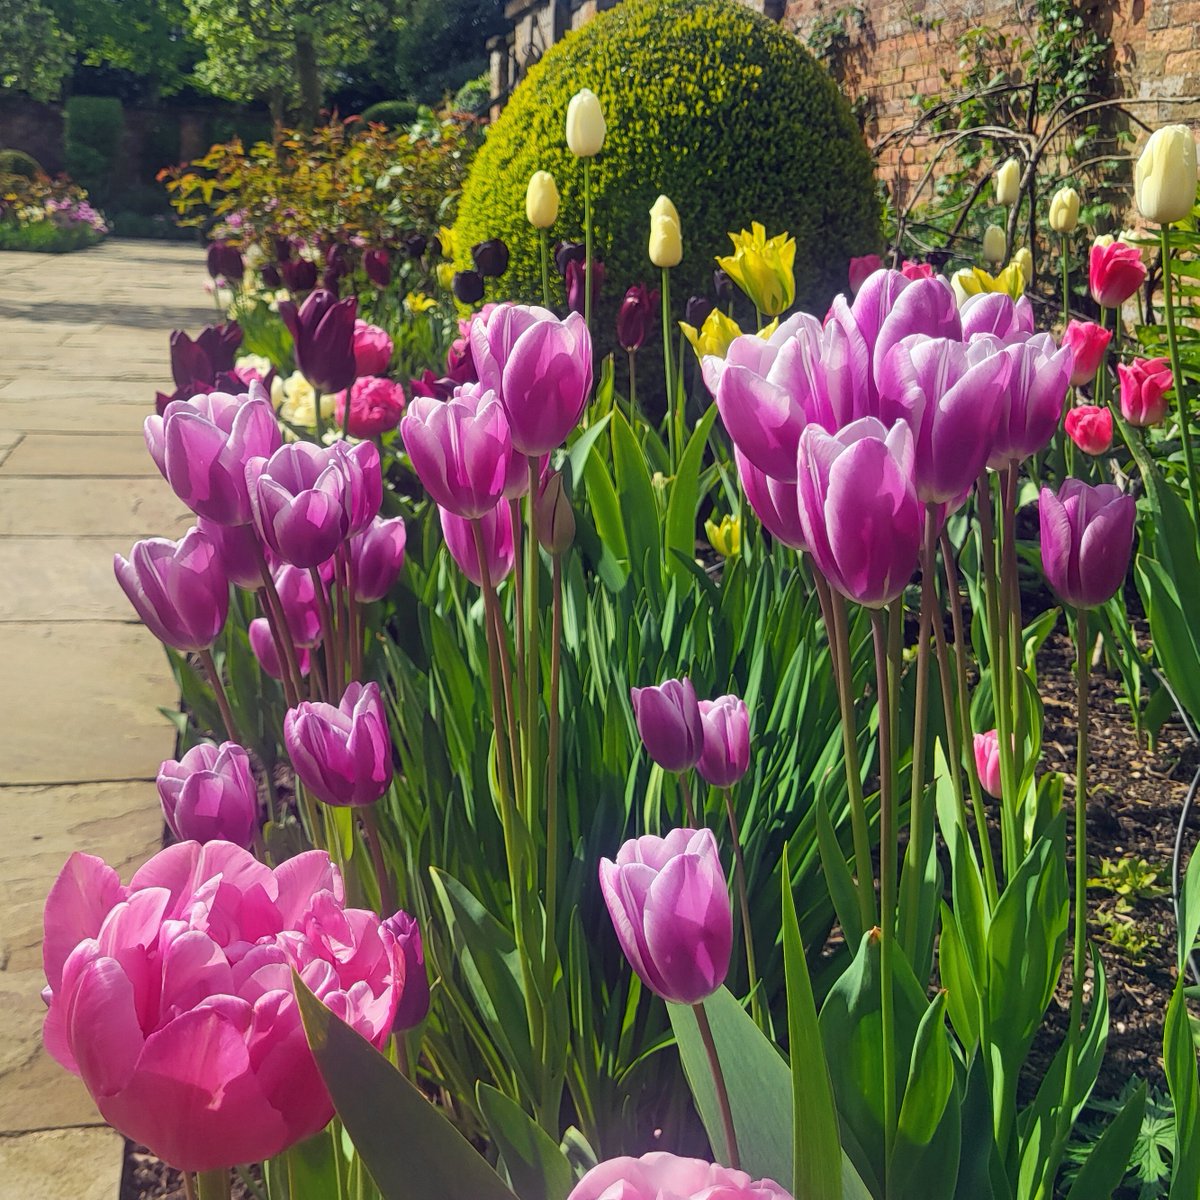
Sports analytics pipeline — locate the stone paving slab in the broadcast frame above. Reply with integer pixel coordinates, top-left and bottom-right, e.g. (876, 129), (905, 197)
(0, 433), (161, 477)
(0, 537), (138, 621)
(0, 400), (157, 433)
(0, 1128), (123, 1199)
(0, 478), (186, 537)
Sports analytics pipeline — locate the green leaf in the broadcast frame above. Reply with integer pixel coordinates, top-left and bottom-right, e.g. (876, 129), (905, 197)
(665, 405), (719, 580)
(477, 1083), (573, 1200)
(610, 408), (661, 582)
(283, 1129), (342, 1200)
(815, 792), (865, 951)
(1176, 805), (1200, 974)
(1136, 554), (1200, 727)
(1165, 977), (1200, 1199)
(582, 441), (629, 565)
(1063, 1079), (1146, 1200)
(295, 974), (518, 1200)
(896, 992), (954, 1147)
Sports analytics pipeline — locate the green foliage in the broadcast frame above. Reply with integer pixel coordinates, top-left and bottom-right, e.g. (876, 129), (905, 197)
(64, 96), (124, 202)
(453, 0), (879, 333)
(0, 218), (101, 252)
(453, 72), (491, 115)
(361, 99), (422, 128)
(0, 0), (75, 101)
(0, 149), (43, 180)
(385, 0), (505, 105)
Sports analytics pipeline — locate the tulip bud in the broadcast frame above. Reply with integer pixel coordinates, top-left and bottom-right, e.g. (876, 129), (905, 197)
(1048, 187), (1081, 234)
(1012, 246), (1033, 286)
(1134, 125), (1198, 225)
(1089, 239), (1146, 308)
(1065, 404), (1113, 456)
(471, 239), (510, 279)
(525, 170), (560, 228)
(565, 87), (606, 157)
(994, 157), (1021, 206)
(363, 248), (391, 288)
(848, 253), (883, 294)
(381, 911), (430, 1031)
(452, 269), (485, 305)
(249, 616), (311, 680)
(973, 731), (1002, 798)
(649, 212), (683, 269)
(630, 678), (704, 772)
(982, 223), (1007, 264)
(704, 513), (741, 558)
(535, 471), (575, 554)
(685, 295), (715, 329)
(1039, 479), (1136, 610)
(697, 695), (751, 787)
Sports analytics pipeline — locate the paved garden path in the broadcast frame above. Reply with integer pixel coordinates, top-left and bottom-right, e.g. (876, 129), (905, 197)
(0, 240), (211, 1199)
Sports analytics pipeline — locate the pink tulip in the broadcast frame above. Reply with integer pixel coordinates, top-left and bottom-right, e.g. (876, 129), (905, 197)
(246, 443), (350, 568)
(331, 440), (383, 536)
(630, 678), (705, 773)
(469, 303), (593, 455)
(697, 695), (751, 787)
(157, 742), (258, 848)
(1064, 405), (1113, 455)
(598, 829), (732, 1005)
(848, 254), (884, 294)
(400, 385), (513, 519)
(333, 376), (406, 437)
(973, 730), (1002, 798)
(988, 333), (1073, 468)
(870, 275), (962, 383)
(249, 617), (311, 680)
(960, 292), (1035, 343)
(569, 1153), (793, 1200)
(796, 418), (922, 608)
(1039, 479), (1136, 609)
(351, 319), (394, 376)
(198, 517), (266, 590)
(1061, 319), (1111, 386)
(274, 563), (324, 648)
(42, 841), (404, 1172)
(734, 447), (806, 550)
(350, 516), (407, 602)
(439, 501), (515, 587)
(1089, 240), (1146, 309)
(901, 259), (936, 281)
(1118, 357), (1173, 427)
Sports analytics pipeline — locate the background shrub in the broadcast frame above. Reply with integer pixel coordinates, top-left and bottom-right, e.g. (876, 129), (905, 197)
(453, 0), (880, 334)
(361, 99), (422, 128)
(0, 149), (44, 181)
(64, 96), (125, 203)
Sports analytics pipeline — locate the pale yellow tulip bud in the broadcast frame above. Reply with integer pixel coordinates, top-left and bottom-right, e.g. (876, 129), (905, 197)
(994, 158), (1020, 207)
(1012, 246), (1033, 286)
(565, 88), (605, 158)
(650, 194), (680, 226)
(649, 215), (682, 268)
(1048, 187), (1081, 234)
(1134, 125), (1198, 225)
(982, 224), (1007, 264)
(525, 170), (560, 229)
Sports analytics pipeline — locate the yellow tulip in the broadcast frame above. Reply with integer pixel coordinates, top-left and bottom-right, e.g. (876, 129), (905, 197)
(1048, 187), (1080, 234)
(982, 224), (1007, 264)
(715, 221), (796, 316)
(405, 291), (438, 313)
(1134, 125), (1198, 225)
(994, 157), (1021, 206)
(436, 262), (455, 290)
(565, 88), (606, 158)
(649, 213), (682, 268)
(437, 226), (455, 258)
(704, 514), (742, 559)
(525, 170), (560, 229)
(1012, 246), (1033, 286)
(650, 194), (680, 226)
(680, 310), (777, 360)
(951, 264), (1025, 305)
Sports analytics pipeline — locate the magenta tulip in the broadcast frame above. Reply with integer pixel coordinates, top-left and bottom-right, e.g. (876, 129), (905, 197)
(249, 617), (310, 680)
(599, 828), (732, 1004)
(274, 563), (324, 648)
(197, 517), (266, 590)
(400, 385), (513, 519)
(382, 910), (430, 1031)
(352, 319), (394, 377)
(901, 260), (936, 281)
(284, 681), (393, 807)
(797, 418), (922, 608)
(1118, 357), (1173, 427)
(347, 516), (406, 603)
(115, 528), (229, 652)
(630, 678), (705, 773)
(1061, 319), (1112, 386)
(870, 275), (962, 383)
(279, 289), (358, 395)
(440, 502), (515, 587)
(1065, 405), (1113, 456)
(1089, 240), (1146, 309)
(1039, 479), (1136, 609)
(848, 254), (884, 294)
(569, 1153), (793, 1200)
(42, 842), (404, 1172)
(960, 292), (1036, 343)
(363, 248), (391, 288)
(735, 447), (807, 550)
(988, 333), (1073, 468)
(331, 440), (383, 537)
(246, 443), (350, 568)
(157, 742), (258, 848)
(697, 695), (751, 787)
(973, 730), (1002, 799)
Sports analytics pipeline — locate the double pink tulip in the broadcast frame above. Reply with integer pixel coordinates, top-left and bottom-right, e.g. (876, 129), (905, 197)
(1065, 405), (1114, 455)
(569, 1153), (793, 1200)
(351, 318), (394, 376)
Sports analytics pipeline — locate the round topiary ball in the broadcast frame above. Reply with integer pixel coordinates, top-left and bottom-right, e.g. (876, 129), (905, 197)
(453, 0), (879, 336)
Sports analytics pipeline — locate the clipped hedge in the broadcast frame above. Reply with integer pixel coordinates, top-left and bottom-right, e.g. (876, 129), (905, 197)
(0, 149), (43, 180)
(361, 100), (422, 129)
(453, 0), (879, 327)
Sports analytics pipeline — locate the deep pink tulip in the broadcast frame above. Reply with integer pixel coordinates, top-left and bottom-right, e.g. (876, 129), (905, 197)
(352, 320), (393, 376)
(630, 678), (705, 773)
(1039, 479), (1136, 609)
(157, 742), (258, 848)
(973, 730), (1002, 799)
(616, 283), (659, 352)
(734, 447), (807, 549)
(333, 376), (406, 437)
(446, 337), (476, 383)
(1089, 240), (1146, 309)
(115, 528), (229, 652)
(797, 418), (922, 608)
(1118, 357), (1173, 427)
(331, 440), (383, 536)
(901, 259), (936, 280)
(877, 335), (1009, 505)
(350, 516), (407, 602)
(988, 333), (1073, 468)
(1065, 405), (1113, 455)
(146, 384), (282, 526)
(400, 385), (513, 519)
(284, 681), (393, 807)
(960, 292), (1035, 343)
(381, 910), (430, 1031)
(279, 289), (358, 395)
(197, 517), (266, 590)
(246, 443), (350, 568)
(41, 842), (403, 1172)
(363, 248), (391, 288)
(274, 563), (324, 648)
(249, 617), (310, 680)
(569, 1153), (793, 1200)
(1061, 319), (1112, 386)
(697, 695), (751, 787)
(439, 502), (515, 587)
(599, 828), (732, 1005)
(848, 254), (884, 294)
(469, 304), (593, 455)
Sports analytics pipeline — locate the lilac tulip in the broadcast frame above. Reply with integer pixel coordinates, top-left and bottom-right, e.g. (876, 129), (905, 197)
(960, 292), (1035, 342)
(569, 1154), (792, 1200)
(157, 742), (258, 848)
(400, 386), (514, 519)
(274, 564), (325, 648)
(797, 418), (922, 608)
(871, 275), (962, 380)
(734, 448), (807, 549)
(973, 730), (1002, 799)
(247, 443), (350, 568)
(877, 335), (1010, 504)
(598, 828), (732, 1004)
(114, 528), (229, 652)
(697, 696), (751, 787)
(988, 333), (1073, 468)
(439, 502), (515, 587)
(1039, 479), (1136, 610)
(198, 518), (266, 590)
(279, 289), (358, 395)
(350, 517), (407, 603)
(382, 910), (430, 1031)
(469, 304), (592, 456)
(249, 617), (310, 680)
(284, 681), (393, 807)
(330, 440), (383, 536)
(630, 679), (704, 773)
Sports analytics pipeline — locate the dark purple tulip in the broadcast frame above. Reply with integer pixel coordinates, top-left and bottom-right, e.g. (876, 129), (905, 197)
(453, 270), (485, 305)
(279, 289), (358, 395)
(446, 338), (476, 384)
(402, 233), (428, 259)
(157, 741), (258, 848)
(410, 370), (456, 400)
(206, 241), (243, 283)
(167, 323), (243, 391)
(630, 678), (705, 773)
(685, 295), (715, 330)
(197, 517), (266, 590)
(616, 284), (659, 353)
(713, 268), (734, 304)
(565, 258), (604, 315)
(261, 263), (282, 289)
(363, 248), (392, 288)
(382, 910), (430, 1031)
(350, 517), (407, 602)
(273, 236), (294, 263)
(284, 681), (394, 807)
(697, 695), (751, 788)
(324, 243), (350, 279)
(554, 241), (585, 279)
(472, 239), (510, 278)
(114, 527), (229, 652)
(246, 442), (350, 568)
(281, 258), (318, 294)
(331, 440), (383, 536)
(1039, 479), (1136, 610)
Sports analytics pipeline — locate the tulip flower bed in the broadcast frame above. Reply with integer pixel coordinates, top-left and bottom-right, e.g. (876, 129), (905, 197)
(40, 78), (1200, 1200)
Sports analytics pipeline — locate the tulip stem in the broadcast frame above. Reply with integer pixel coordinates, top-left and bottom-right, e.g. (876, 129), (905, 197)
(525, 456), (542, 832)
(545, 554), (564, 944)
(198, 648), (238, 743)
(539, 229), (553, 311)
(196, 1169), (230, 1200)
(314, 388), (324, 444)
(627, 349), (638, 422)
(361, 804), (396, 915)
(511, 500), (526, 768)
(184, 1171), (198, 1200)
(928, 554), (973, 838)
(1059, 232), (1071, 332)
(678, 771), (697, 827)
(693, 999), (740, 1170)
(583, 159), (594, 328)
(722, 787), (763, 1031)
(1069, 605), (1091, 1041)
(1159, 225), (1199, 543)
(253, 543), (305, 707)
(310, 566), (339, 700)
(661, 267), (676, 470)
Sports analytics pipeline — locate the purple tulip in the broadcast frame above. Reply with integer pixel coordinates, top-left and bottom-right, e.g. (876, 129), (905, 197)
(697, 696), (751, 787)
(157, 741), (258, 848)
(274, 563), (325, 648)
(350, 517), (407, 602)
(453, 270), (485, 305)
(469, 304), (593, 456)
(363, 248), (392, 288)
(630, 678), (704, 773)
(973, 730), (1002, 799)
(197, 517), (266, 590)
(279, 289), (358, 395)
(382, 910), (430, 1031)
(617, 284), (659, 352)
(877, 335), (1010, 505)
(206, 241), (243, 284)
(797, 418), (922, 608)
(330, 440), (383, 537)
(988, 333), (1073, 468)
(249, 617), (310, 680)
(870, 275), (962, 382)
(1039, 479), (1136, 609)
(284, 681), (393, 807)
(565, 258), (605, 315)
(685, 295), (715, 329)
(960, 292), (1035, 342)
(246, 443), (350, 568)
(439, 502), (515, 587)
(554, 241), (585, 278)
(400, 385), (514, 519)
(402, 232), (428, 259)
(281, 258), (318, 294)
(472, 239), (510, 278)
(734, 447), (806, 550)
(114, 527), (229, 652)
(261, 263), (282, 289)
(155, 325), (246, 414)
(598, 828), (732, 1004)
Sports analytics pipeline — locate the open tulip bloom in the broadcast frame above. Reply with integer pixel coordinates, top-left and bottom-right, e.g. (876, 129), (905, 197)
(247, 442), (351, 569)
(157, 741), (259, 848)
(1039, 479), (1136, 610)
(630, 678), (705, 773)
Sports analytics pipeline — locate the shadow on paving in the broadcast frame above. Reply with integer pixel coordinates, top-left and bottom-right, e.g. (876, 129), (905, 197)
(0, 299), (217, 330)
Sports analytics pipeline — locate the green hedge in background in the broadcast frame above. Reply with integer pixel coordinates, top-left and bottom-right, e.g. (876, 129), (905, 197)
(64, 96), (124, 204)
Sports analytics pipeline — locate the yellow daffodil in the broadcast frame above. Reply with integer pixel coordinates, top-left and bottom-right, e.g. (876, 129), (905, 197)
(951, 264), (1025, 306)
(715, 222), (796, 317)
(405, 291), (438, 313)
(705, 514), (741, 558)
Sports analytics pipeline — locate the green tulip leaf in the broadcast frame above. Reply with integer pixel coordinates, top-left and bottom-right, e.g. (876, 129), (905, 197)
(477, 1083), (574, 1200)
(665, 404), (719, 580)
(1063, 1079), (1145, 1200)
